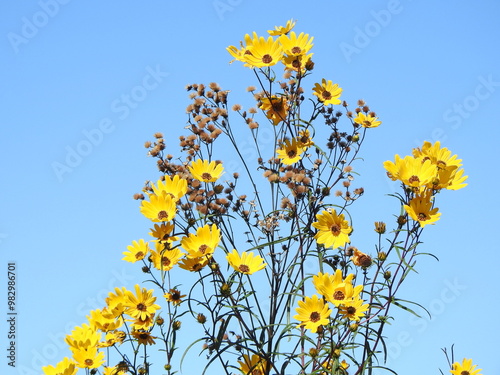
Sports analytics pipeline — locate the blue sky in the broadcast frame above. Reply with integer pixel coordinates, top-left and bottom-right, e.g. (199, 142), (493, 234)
(1, 1), (499, 374)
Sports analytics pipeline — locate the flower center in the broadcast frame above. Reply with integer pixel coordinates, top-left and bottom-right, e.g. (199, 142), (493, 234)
(417, 213), (428, 221)
(201, 172), (213, 181)
(333, 290), (345, 300)
(322, 91), (332, 100)
(85, 359), (94, 366)
(272, 100), (284, 111)
(157, 210), (169, 221)
(359, 255), (372, 267)
(346, 306), (356, 314)
(137, 303), (147, 311)
(287, 149), (297, 158)
(262, 54), (273, 64)
(310, 311), (320, 322)
(199, 244), (208, 254)
(238, 264), (250, 273)
(292, 59), (301, 69)
(291, 46), (301, 54)
(135, 251), (144, 259)
(460, 372), (470, 375)
(408, 175), (420, 184)
(161, 257), (171, 266)
(437, 160), (447, 169)
(330, 224), (341, 235)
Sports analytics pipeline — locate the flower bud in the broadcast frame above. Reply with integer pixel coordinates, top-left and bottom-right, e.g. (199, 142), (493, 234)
(197, 313), (207, 324)
(220, 283), (231, 297)
(377, 251), (387, 261)
(397, 215), (407, 225)
(309, 348), (319, 357)
(384, 271), (391, 280)
(374, 221), (386, 234)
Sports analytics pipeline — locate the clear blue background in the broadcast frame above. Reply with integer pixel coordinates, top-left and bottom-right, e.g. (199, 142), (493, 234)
(1, 1), (499, 374)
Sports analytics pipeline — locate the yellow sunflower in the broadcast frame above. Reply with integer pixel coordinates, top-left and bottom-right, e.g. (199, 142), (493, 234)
(188, 159), (224, 183)
(298, 129), (314, 148)
(353, 112), (381, 128)
(413, 140), (462, 170)
(276, 137), (305, 165)
(268, 19), (296, 36)
(244, 35), (283, 68)
(164, 288), (186, 306)
(384, 155), (436, 191)
(227, 32), (257, 65)
(312, 270), (363, 307)
(404, 191), (441, 227)
(128, 313), (155, 330)
(450, 358), (482, 375)
(122, 239), (150, 263)
(149, 222), (178, 244)
(259, 95), (289, 125)
(338, 298), (370, 321)
(181, 224), (221, 259)
(103, 363), (129, 375)
(140, 192), (177, 222)
(98, 331), (124, 348)
(413, 141), (468, 190)
(238, 354), (268, 375)
(278, 31), (314, 56)
(312, 79), (342, 106)
(123, 284), (161, 321)
(72, 346), (105, 369)
(149, 244), (185, 271)
(87, 308), (122, 332)
(105, 287), (128, 317)
(312, 209), (351, 249)
(65, 323), (101, 352)
(178, 256), (209, 272)
(281, 53), (313, 73)
(226, 249), (267, 275)
(383, 154), (404, 181)
(151, 174), (188, 200)
(42, 357), (77, 375)
(293, 294), (332, 333)
(131, 330), (156, 345)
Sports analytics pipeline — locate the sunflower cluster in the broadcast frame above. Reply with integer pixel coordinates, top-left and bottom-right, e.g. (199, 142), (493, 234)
(43, 284), (163, 374)
(227, 19), (313, 73)
(44, 19), (475, 375)
(384, 141), (467, 227)
(293, 269), (368, 371)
